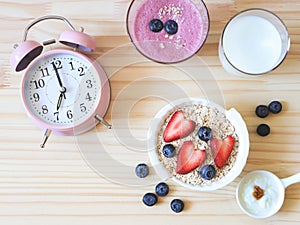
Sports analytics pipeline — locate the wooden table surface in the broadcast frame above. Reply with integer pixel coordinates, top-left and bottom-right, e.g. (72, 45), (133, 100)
(1, 0), (300, 224)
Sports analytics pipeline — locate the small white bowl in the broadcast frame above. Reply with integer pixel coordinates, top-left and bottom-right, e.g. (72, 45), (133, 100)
(147, 98), (250, 191)
(236, 170), (285, 219)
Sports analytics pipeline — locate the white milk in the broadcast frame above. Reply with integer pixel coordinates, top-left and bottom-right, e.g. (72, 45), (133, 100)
(222, 15), (283, 74)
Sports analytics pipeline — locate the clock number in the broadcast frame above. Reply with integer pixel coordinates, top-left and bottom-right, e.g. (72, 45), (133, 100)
(40, 68), (50, 77)
(33, 79), (45, 89)
(69, 62), (75, 71)
(69, 62), (85, 76)
(67, 110), (73, 119)
(80, 103), (87, 112)
(86, 93), (92, 101)
(78, 67), (85, 76)
(33, 93), (40, 102)
(86, 80), (93, 88)
(42, 105), (48, 114)
(54, 111), (59, 121)
(51, 60), (62, 69)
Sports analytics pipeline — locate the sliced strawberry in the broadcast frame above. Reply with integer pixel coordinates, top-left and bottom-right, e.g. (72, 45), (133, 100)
(176, 141), (206, 175)
(210, 136), (235, 168)
(163, 110), (196, 142)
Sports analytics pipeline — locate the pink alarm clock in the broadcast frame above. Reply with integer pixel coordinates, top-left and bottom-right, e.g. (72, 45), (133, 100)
(10, 15), (111, 148)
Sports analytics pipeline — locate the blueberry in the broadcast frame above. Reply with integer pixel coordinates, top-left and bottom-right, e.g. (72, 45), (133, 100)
(135, 163), (149, 178)
(142, 193), (157, 207)
(165, 20), (178, 35)
(257, 124), (270, 137)
(255, 105), (269, 118)
(170, 199), (184, 213)
(198, 126), (213, 142)
(200, 165), (216, 180)
(268, 101), (282, 114)
(155, 182), (169, 197)
(162, 144), (176, 158)
(149, 19), (164, 33)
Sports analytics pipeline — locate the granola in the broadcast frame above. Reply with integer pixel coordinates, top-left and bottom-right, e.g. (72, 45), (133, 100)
(157, 103), (239, 185)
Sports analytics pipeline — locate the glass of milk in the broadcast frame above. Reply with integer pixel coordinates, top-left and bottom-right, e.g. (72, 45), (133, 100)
(219, 9), (290, 76)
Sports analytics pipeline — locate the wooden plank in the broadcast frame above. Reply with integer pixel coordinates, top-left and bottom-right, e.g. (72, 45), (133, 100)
(0, 0), (300, 224)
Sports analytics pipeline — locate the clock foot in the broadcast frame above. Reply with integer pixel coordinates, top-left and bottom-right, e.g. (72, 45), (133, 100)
(40, 129), (52, 149)
(95, 115), (112, 129)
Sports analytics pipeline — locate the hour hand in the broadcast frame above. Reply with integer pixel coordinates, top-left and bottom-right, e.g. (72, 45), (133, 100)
(56, 87), (66, 111)
(56, 93), (63, 111)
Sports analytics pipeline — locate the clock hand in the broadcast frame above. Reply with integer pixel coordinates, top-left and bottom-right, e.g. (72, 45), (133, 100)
(52, 62), (67, 111)
(56, 93), (63, 111)
(52, 62), (64, 88)
(56, 87), (66, 111)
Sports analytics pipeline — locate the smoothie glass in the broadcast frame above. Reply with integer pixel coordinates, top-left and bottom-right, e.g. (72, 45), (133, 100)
(219, 9), (290, 76)
(126, 0), (209, 63)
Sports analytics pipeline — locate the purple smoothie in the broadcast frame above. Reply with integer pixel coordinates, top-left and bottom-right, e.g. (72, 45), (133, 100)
(128, 0), (209, 63)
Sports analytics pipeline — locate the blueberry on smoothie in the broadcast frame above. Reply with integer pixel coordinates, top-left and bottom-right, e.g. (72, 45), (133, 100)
(149, 19), (164, 33)
(165, 20), (178, 35)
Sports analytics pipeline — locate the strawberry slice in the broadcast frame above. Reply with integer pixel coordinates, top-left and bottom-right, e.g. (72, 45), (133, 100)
(210, 136), (235, 168)
(163, 110), (196, 142)
(176, 141), (206, 175)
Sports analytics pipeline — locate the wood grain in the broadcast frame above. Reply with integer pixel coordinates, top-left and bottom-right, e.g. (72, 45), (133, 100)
(1, 0), (300, 224)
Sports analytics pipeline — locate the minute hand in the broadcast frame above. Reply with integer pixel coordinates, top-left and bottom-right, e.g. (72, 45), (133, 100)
(52, 62), (64, 88)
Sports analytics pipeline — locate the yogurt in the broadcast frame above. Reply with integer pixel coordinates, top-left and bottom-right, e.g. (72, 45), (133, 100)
(127, 0), (209, 63)
(237, 171), (284, 218)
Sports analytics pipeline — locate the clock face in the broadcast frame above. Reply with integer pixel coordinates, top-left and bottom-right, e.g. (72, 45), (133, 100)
(22, 49), (102, 129)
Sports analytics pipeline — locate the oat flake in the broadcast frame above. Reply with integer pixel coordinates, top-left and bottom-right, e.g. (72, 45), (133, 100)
(157, 104), (239, 186)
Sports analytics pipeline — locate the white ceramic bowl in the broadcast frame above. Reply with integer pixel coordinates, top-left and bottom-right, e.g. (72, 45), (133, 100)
(147, 98), (250, 191)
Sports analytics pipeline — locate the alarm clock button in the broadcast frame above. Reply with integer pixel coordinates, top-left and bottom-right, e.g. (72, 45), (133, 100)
(59, 30), (96, 52)
(10, 40), (43, 72)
